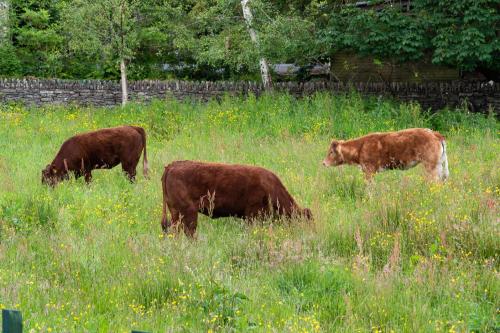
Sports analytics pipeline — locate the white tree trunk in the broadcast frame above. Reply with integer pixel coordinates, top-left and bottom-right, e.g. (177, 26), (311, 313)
(120, 58), (128, 106)
(0, 0), (9, 43)
(241, 0), (272, 90)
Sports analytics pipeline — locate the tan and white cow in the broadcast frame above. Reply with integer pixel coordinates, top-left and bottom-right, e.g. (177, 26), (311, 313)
(322, 128), (449, 181)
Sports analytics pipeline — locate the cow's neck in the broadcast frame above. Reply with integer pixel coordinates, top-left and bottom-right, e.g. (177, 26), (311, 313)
(340, 141), (360, 165)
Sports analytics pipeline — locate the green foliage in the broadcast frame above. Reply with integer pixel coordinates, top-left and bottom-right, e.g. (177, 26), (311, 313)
(9, 3), (63, 77)
(0, 195), (57, 231)
(325, 7), (428, 62)
(59, 0), (141, 80)
(276, 261), (354, 323)
(2, 0), (499, 79)
(260, 16), (320, 64)
(417, 0), (500, 72)
(197, 281), (248, 329)
(321, 0), (500, 77)
(0, 43), (22, 76)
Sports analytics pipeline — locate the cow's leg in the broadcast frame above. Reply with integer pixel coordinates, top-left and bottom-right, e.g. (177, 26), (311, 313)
(128, 170), (137, 183)
(361, 165), (376, 182)
(161, 206), (171, 233)
(74, 170), (82, 180)
(123, 167), (137, 182)
(163, 208), (180, 234)
(423, 161), (440, 181)
(244, 205), (263, 222)
(122, 157), (140, 182)
(182, 209), (198, 238)
(122, 163), (137, 182)
(84, 170), (92, 183)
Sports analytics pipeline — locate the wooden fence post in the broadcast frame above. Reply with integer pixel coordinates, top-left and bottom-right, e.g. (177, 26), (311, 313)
(2, 309), (23, 333)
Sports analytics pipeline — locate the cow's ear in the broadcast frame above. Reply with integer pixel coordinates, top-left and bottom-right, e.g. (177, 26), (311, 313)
(331, 140), (340, 150)
(331, 140), (344, 154)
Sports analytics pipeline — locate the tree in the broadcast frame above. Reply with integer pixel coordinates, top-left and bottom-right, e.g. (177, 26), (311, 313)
(416, 0), (500, 80)
(0, 0), (8, 43)
(0, 43), (21, 76)
(60, 0), (140, 105)
(241, 0), (272, 89)
(0, 1), (21, 76)
(129, 0), (201, 80)
(257, 0), (332, 65)
(5, 0), (63, 77)
(320, 0), (500, 80)
(1, 0), (498, 82)
(173, 0), (261, 80)
(181, 0), (330, 81)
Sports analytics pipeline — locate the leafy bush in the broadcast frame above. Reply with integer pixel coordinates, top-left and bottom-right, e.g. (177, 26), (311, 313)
(0, 43), (21, 76)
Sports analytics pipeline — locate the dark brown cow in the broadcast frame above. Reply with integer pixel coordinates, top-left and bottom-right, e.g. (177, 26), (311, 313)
(42, 126), (148, 186)
(322, 128), (449, 181)
(161, 161), (312, 237)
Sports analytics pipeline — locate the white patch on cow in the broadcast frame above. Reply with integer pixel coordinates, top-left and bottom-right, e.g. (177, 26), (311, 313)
(438, 141), (449, 181)
(435, 162), (443, 180)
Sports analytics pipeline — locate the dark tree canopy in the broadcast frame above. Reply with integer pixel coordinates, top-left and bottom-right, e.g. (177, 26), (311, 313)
(0, 0), (498, 80)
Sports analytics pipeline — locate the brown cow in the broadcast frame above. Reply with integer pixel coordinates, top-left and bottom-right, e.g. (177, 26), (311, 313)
(160, 161), (312, 237)
(322, 128), (449, 181)
(42, 126), (148, 186)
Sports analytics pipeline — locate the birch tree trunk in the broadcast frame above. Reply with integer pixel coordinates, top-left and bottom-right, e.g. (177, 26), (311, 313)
(241, 0), (272, 90)
(120, 58), (128, 106)
(119, 1), (128, 106)
(0, 0), (9, 43)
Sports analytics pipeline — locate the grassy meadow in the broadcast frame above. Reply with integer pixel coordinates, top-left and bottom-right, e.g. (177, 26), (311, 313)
(0, 93), (498, 332)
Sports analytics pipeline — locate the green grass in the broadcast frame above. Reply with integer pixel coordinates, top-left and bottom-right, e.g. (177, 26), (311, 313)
(0, 93), (498, 332)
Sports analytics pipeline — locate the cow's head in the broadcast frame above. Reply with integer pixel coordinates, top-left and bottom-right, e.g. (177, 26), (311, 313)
(41, 164), (66, 186)
(322, 140), (344, 167)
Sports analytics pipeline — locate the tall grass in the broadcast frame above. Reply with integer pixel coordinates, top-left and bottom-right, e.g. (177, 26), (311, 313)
(0, 93), (498, 332)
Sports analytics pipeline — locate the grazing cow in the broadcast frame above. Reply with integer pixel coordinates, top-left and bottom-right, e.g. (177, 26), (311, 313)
(161, 161), (312, 237)
(42, 126), (148, 186)
(322, 128), (449, 181)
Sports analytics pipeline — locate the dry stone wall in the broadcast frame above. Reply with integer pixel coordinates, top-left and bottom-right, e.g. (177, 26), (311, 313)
(0, 78), (498, 114)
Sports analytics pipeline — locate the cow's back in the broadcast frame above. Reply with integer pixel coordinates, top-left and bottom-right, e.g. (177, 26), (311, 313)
(358, 128), (442, 168)
(77, 126), (142, 155)
(54, 126), (141, 161)
(162, 161), (296, 218)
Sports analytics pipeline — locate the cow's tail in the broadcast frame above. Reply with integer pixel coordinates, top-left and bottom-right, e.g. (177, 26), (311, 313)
(161, 167), (169, 232)
(438, 136), (449, 181)
(133, 126), (149, 178)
